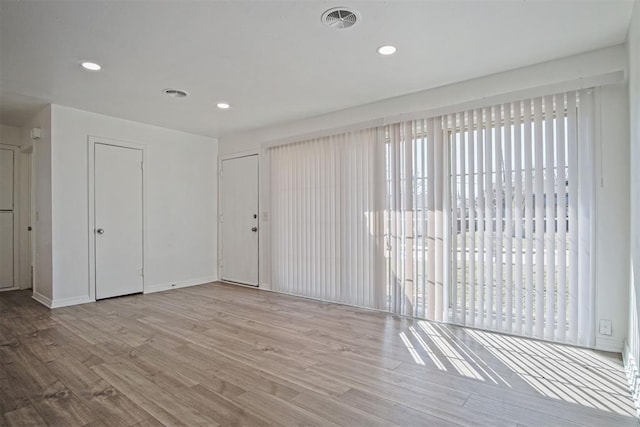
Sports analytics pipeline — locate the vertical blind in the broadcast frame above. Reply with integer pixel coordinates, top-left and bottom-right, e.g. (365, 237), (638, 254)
(269, 89), (595, 347)
(447, 91), (595, 347)
(269, 129), (387, 309)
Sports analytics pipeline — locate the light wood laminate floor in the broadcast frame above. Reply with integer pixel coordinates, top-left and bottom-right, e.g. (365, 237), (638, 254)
(1, 282), (637, 426)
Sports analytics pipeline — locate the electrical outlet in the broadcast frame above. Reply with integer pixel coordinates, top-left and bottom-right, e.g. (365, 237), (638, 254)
(599, 319), (612, 336)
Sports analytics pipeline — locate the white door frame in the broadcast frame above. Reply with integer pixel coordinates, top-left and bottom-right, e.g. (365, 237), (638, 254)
(20, 144), (36, 295)
(29, 146), (35, 290)
(18, 144), (34, 291)
(0, 144), (20, 292)
(218, 150), (259, 286)
(87, 136), (147, 301)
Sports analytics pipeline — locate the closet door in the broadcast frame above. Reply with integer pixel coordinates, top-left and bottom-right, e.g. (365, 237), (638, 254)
(0, 148), (14, 289)
(94, 143), (144, 299)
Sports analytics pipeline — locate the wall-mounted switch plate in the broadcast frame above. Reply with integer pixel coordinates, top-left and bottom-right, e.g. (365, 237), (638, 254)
(599, 319), (612, 336)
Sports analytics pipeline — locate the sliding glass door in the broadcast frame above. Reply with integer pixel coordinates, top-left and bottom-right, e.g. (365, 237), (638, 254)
(446, 92), (594, 346)
(269, 89), (595, 347)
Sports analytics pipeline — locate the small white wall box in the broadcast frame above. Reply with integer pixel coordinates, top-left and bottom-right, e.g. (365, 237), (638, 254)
(30, 127), (41, 141)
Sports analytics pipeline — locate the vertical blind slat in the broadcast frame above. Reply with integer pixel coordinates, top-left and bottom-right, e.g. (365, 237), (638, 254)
(504, 102), (514, 333)
(567, 91), (579, 344)
(534, 97), (545, 340)
(477, 109), (486, 329)
(577, 89), (594, 347)
(544, 95), (557, 341)
(392, 125), (400, 313)
(443, 115), (452, 323)
(459, 112), (467, 325)
(485, 106), (494, 330)
(405, 122), (414, 316)
(556, 93), (568, 342)
(468, 111), (477, 327)
(451, 114), (458, 323)
(421, 121), (428, 318)
(513, 101), (524, 336)
(435, 117), (444, 321)
(412, 121), (419, 317)
(427, 119), (436, 320)
(524, 99), (535, 337)
(495, 105), (504, 332)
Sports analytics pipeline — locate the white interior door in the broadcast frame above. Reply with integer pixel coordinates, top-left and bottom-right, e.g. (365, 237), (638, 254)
(0, 148), (14, 289)
(95, 143), (143, 299)
(221, 155), (259, 286)
(0, 212), (13, 289)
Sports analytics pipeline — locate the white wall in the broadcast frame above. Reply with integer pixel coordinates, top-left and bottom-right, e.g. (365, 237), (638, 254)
(0, 124), (21, 146)
(48, 105), (218, 305)
(625, 0), (640, 413)
(220, 44), (630, 352)
(595, 83), (630, 351)
(220, 45), (627, 154)
(21, 106), (53, 303)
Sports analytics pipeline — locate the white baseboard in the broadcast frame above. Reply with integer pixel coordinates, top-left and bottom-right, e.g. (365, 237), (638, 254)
(623, 340), (640, 417)
(219, 280), (259, 289)
(144, 276), (217, 294)
(51, 295), (94, 308)
(595, 336), (624, 353)
(32, 278), (218, 308)
(32, 291), (52, 308)
(33, 292), (95, 309)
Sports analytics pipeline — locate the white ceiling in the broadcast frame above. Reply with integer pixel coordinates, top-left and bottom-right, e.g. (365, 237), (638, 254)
(0, 0), (634, 138)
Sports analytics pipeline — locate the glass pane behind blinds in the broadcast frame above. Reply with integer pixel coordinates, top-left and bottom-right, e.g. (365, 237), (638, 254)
(448, 95), (576, 343)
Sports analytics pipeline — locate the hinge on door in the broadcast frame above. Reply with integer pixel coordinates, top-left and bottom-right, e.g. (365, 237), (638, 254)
(140, 267), (144, 277)
(140, 161), (144, 171)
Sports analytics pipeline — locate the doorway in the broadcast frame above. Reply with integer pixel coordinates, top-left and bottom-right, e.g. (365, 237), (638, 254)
(91, 140), (144, 299)
(220, 154), (259, 286)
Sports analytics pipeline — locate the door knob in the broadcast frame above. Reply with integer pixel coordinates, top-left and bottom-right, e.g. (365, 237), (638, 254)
(251, 227), (258, 232)
(96, 228), (105, 235)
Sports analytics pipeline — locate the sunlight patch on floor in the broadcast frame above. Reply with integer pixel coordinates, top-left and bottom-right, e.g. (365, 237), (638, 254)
(398, 320), (635, 417)
(399, 321), (510, 385)
(466, 329), (636, 416)
(399, 331), (425, 366)
(408, 326), (447, 371)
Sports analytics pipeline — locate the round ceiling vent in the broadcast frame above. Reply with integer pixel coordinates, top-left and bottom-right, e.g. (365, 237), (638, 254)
(162, 88), (189, 98)
(321, 7), (359, 29)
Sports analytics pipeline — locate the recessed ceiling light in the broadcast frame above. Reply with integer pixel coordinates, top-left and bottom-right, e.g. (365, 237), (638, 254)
(217, 102), (230, 109)
(81, 61), (101, 71)
(377, 45), (397, 56)
(162, 88), (189, 98)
